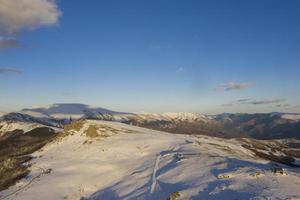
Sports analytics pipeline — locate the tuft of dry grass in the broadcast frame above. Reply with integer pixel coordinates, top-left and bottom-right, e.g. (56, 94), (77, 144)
(53, 120), (86, 143)
(64, 120), (85, 133)
(167, 192), (180, 200)
(85, 125), (99, 138)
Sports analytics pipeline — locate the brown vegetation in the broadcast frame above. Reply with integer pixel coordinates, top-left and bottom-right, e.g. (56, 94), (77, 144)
(239, 138), (300, 167)
(0, 127), (57, 191)
(167, 191), (180, 200)
(85, 125), (99, 138)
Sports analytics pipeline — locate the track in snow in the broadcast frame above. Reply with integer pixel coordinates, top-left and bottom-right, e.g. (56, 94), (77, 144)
(150, 154), (161, 193)
(0, 167), (48, 200)
(149, 150), (202, 194)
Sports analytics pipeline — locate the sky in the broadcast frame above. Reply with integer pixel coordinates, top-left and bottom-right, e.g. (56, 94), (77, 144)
(0, 0), (300, 114)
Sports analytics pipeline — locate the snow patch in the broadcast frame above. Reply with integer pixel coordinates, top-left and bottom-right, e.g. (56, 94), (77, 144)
(281, 114), (300, 121)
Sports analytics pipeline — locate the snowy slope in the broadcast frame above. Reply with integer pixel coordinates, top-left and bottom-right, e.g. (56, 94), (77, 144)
(0, 121), (41, 136)
(1, 120), (300, 200)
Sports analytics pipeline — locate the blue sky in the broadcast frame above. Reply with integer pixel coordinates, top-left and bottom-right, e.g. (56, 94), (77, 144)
(0, 0), (300, 114)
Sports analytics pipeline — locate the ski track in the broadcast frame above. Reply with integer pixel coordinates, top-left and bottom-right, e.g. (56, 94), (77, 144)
(0, 166), (47, 200)
(150, 150), (203, 194)
(150, 154), (161, 193)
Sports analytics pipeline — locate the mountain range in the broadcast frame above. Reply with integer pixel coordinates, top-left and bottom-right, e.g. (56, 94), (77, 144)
(1, 103), (300, 140)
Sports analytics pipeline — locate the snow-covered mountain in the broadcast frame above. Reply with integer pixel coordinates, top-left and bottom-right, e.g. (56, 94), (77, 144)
(17, 103), (211, 123)
(1, 120), (299, 200)
(0, 121), (45, 137)
(0, 104), (208, 124)
(20, 103), (127, 120)
(0, 112), (67, 128)
(1, 103), (300, 140)
(0, 120), (62, 138)
(0, 104), (130, 132)
(0, 104), (213, 130)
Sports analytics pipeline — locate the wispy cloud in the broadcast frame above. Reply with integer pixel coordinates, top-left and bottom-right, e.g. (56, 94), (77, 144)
(0, 0), (61, 35)
(216, 82), (254, 91)
(275, 103), (291, 108)
(250, 99), (285, 105)
(176, 67), (184, 73)
(0, 67), (22, 74)
(222, 98), (286, 106)
(237, 98), (252, 103)
(0, 38), (22, 50)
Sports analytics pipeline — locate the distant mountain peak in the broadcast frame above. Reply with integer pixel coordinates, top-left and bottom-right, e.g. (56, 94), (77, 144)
(20, 103), (127, 120)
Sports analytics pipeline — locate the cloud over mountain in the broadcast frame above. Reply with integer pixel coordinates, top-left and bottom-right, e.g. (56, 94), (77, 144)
(0, 0), (61, 35)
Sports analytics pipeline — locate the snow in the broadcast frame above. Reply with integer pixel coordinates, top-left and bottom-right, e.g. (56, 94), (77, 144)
(122, 112), (212, 124)
(0, 121), (37, 133)
(161, 112), (208, 122)
(1, 120), (300, 200)
(281, 114), (300, 121)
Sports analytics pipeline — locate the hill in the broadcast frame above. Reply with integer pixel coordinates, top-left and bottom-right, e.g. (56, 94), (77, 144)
(0, 120), (299, 200)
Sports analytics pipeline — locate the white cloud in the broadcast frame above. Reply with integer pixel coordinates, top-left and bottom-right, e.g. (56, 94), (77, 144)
(0, 0), (61, 35)
(216, 82), (254, 91)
